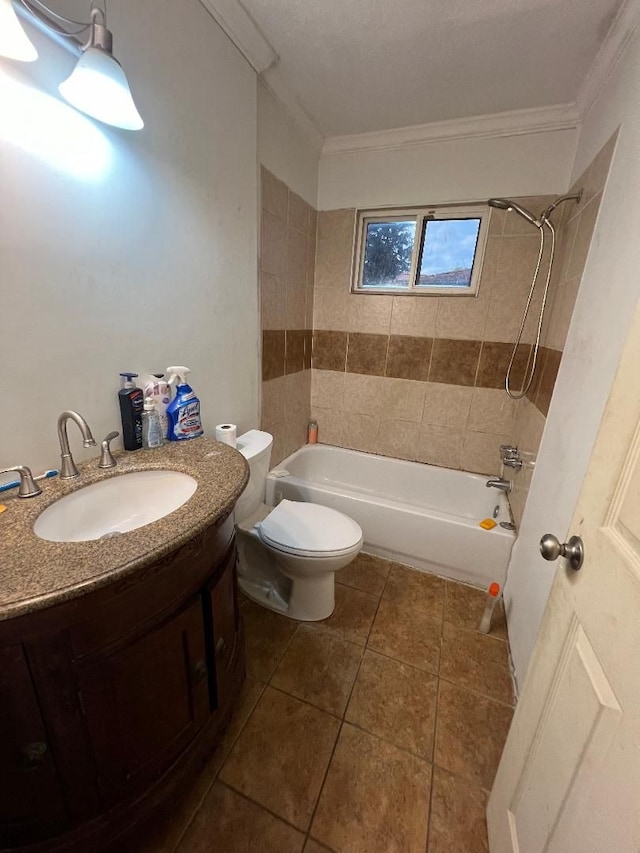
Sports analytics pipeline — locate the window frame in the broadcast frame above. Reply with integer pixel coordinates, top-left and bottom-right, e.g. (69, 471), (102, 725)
(352, 204), (489, 297)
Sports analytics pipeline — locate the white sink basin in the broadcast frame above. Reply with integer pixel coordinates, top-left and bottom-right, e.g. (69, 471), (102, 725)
(34, 470), (198, 543)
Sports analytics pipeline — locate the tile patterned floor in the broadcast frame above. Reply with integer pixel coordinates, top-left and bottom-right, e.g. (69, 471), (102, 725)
(133, 555), (514, 852)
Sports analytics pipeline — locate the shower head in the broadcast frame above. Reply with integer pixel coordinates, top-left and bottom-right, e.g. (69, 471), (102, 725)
(487, 198), (542, 228)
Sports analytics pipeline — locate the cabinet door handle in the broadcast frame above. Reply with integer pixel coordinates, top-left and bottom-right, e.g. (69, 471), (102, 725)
(191, 660), (208, 685)
(21, 741), (48, 770)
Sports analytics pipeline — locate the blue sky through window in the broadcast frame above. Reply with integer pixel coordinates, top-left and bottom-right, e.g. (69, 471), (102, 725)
(419, 218), (480, 281)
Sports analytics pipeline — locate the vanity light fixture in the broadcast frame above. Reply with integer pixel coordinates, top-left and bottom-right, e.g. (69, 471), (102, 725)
(0, 0), (38, 61)
(1, 0), (143, 130)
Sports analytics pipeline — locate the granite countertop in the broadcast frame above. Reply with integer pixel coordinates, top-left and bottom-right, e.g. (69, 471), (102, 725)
(0, 437), (249, 622)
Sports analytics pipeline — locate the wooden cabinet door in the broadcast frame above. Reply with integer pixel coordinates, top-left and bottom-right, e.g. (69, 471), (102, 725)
(76, 597), (209, 806)
(208, 548), (240, 707)
(0, 644), (67, 846)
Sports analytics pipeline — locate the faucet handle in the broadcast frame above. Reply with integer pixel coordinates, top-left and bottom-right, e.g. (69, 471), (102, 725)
(99, 432), (120, 469)
(500, 444), (518, 457)
(0, 466), (42, 498)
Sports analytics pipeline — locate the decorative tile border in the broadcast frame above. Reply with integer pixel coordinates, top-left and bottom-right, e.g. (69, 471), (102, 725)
(309, 330), (560, 416)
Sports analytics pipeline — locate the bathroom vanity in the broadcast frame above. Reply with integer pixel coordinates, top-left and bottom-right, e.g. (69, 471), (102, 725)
(0, 439), (249, 851)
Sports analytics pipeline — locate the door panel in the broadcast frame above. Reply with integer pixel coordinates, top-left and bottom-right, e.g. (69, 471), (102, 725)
(209, 547), (240, 707)
(76, 597), (209, 805)
(488, 303), (640, 853)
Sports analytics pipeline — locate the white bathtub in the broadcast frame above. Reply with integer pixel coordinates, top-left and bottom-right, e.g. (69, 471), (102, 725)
(265, 444), (515, 588)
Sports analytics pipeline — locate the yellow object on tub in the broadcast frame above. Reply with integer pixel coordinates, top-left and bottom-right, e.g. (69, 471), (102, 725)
(479, 518), (497, 530)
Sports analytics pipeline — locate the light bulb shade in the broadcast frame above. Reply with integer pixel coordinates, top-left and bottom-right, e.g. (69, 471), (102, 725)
(59, 47), (143, 131)
(0, 0), (38, 61)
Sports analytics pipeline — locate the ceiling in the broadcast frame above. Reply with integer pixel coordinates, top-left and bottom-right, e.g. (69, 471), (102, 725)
(241, 0), (623, 137)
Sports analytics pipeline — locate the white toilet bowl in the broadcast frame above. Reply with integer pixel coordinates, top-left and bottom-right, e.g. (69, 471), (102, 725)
(234, 431), (363, 621)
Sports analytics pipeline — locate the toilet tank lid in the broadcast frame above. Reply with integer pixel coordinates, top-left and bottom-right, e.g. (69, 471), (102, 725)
(258, 499), (363, 554)
(236, 430), (273, 461)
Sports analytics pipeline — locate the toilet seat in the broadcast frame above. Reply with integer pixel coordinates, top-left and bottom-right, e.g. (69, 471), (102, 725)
(257, 499), (363, 558)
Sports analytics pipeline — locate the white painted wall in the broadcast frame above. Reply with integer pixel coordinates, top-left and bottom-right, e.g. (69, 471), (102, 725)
(318, 128), (578, 210)
(505, 24), (640, 684)
(0, 0), (258, 477)
(257, 81), (320, 206)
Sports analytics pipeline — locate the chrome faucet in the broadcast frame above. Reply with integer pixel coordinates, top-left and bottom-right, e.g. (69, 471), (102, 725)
(0, 466), (42, 498)
(58, 411), (97, 480)
(486, 477), (512, 493)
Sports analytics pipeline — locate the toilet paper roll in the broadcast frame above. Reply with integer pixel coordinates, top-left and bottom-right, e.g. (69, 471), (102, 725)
(215, 423), (237, 447)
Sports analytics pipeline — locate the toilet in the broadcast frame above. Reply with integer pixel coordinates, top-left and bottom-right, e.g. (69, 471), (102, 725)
(234, 430), (363, 621)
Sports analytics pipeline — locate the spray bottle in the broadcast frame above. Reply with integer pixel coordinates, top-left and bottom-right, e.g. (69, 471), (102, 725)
(165, 366), (203, 441)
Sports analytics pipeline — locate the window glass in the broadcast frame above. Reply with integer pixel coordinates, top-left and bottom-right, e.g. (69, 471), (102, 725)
(362, 219), (416, 289)
(417, 218), (481, 289)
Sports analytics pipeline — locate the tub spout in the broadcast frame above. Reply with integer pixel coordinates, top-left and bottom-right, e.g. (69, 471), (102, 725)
(486, 477), (512, 493)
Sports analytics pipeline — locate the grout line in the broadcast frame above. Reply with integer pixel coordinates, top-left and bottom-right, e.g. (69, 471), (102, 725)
(424, 674), (442, 853)
(218, 779), (311, 836)
(438, 675), (516, 709)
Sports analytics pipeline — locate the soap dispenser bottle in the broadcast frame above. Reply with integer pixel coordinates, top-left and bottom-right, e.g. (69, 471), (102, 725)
(165, 366), (203, 441)
(142, 398), (164, 450)
(118, 372), (144, 451)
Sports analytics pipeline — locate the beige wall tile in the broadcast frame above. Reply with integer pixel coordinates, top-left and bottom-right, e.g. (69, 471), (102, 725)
(488, 208), (505, 236)
(381, 378), (426, 422)
(341, 413), (380, 453)
(313, 286), (351, 331)
(390, 295), (438, 337)
(262, 376), (287, 426)
(311, 406), (344, 446)
(311, 369), (345, 410)
(347, 293), (393, 335)
(422, 383), (474, 428)
(262, 210), (288, 278)
(468, 388), (519, 434)
(544, 273), (582, 351)
(270, 430), (288, 467)
(435, 289), (490, 340)
(286, 288), (306, 330)
(261, 272), (286, 331)
(376, 420), (419, 460)
(315, 209), (356, 290)
(343, 373), (387, 416)
(460, 431), (510, 476)
(416, 425), (465, 468)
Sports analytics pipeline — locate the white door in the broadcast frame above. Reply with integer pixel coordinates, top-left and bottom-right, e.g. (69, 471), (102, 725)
(487, 301), (640, 853)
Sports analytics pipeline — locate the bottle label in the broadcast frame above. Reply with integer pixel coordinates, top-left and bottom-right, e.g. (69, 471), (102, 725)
(173, 400), (203, 439)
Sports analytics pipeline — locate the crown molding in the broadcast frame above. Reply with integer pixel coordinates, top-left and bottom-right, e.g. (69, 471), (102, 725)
(198, 0), (277, 73)
(322, 103), (581, 157)
(576, 0), (640, 115)
(261, 65), (325, 154)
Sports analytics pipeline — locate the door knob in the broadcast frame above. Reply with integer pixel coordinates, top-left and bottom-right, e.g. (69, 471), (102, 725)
(539, 533), (584, 571)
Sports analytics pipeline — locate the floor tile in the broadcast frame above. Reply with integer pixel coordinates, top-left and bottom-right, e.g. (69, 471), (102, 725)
(336, 552), (391, 596)
(271, 625), (363, 716)
(312, 723), (432, 853)
(346, 650), (437, 759)
(220, 687), (340, 830)
(367, 597), (441, 674)
(434, 681), (513, 789)
(304, 840), (334, 853)
(176, 782), (305, 852)
(444, 580), (507, 639)
(383, 564), (445, 620)
(318, 583), (379, 646)
(427, 766), (489, 853)
(242, 599), (298, 682)
(440, 622), (514, 705)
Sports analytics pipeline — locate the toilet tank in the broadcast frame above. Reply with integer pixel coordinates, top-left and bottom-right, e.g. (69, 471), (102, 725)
(234, 430), (273, 521)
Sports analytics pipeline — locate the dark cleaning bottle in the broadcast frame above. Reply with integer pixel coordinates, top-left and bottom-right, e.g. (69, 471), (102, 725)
(119, 373), (144, 451)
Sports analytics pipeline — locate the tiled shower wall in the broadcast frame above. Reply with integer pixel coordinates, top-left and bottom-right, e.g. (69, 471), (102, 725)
(310, 201), (557, 476)
(508, 132), (616, 525)
(260, 168), (317, 465)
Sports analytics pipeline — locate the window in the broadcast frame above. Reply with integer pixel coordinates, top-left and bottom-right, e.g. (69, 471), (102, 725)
(352, 205), (489, 296)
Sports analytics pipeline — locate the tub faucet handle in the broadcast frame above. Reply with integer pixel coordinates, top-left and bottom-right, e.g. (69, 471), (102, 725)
(99, 432), (119, 469)
(500, 444), (518, 457)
